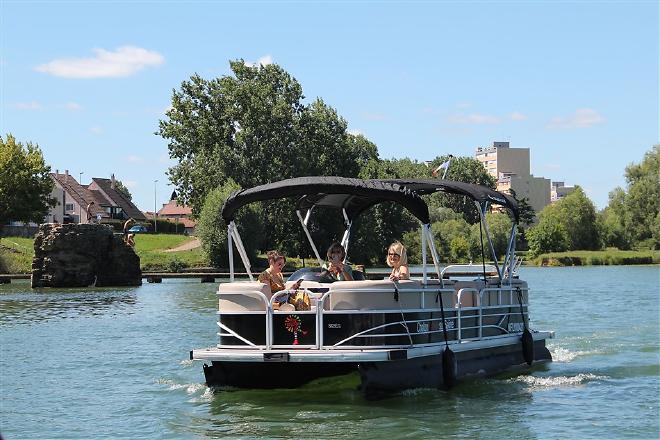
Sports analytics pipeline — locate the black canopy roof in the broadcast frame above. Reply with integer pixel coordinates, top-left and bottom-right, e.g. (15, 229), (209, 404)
(221, 176), (430, 225)
(378, 178), (519, 222)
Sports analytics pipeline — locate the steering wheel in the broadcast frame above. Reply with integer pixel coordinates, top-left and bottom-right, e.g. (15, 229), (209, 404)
(318, 270), (337, 284)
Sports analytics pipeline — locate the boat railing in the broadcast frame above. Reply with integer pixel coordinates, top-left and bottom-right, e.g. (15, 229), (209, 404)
(216, 285), (529, 350)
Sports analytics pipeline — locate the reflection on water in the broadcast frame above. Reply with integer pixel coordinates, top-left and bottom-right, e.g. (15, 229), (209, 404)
(0, 280), (138, 326)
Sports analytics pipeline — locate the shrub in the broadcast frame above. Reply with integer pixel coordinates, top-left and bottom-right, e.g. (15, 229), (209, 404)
(196, 179), (263, 268)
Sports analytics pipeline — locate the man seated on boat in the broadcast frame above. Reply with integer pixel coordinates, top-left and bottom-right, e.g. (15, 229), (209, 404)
(321, 242), (353, 281)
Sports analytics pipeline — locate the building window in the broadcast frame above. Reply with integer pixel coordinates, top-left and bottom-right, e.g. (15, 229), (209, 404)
(65, 203), (74, 211)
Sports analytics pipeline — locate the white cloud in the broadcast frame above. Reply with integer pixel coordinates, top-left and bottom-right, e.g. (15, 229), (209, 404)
(64, 102), (82, 111)
(127, 155), (142, 163)
(509, 111), (527, 121)
(123, 180), (137, 188)
(547, 108), (605, 129)
(244, 55), (273, 67)
(89, 126), (103, 134)
(447, 113), (502, 125)
(14, 101), (43, 110)
(347, 129), (364, 136)
(35, 46), (164, 78)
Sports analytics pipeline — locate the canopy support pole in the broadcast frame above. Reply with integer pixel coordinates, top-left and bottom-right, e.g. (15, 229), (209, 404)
(229, 221), (253, 281)
(340, 209), (352, 261)
(228, 224), (234, 282)
(297, 209), (324, 268)
(503, 223), (517, 284)
(477, 202), (502, 281)
(421, 225), (427, 284)
(424, 224), (444, 288)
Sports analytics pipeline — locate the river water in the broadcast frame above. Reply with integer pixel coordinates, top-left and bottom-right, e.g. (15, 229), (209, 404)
(1, 266), (658, 439)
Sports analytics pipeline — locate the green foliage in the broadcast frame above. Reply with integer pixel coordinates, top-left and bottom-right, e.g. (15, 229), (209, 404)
(528, 186), (599, 255)
(510, 191), (536, 227)
(598, 146), (659, 250)
(114, 179), (133, 201)
(196, 180), (264, 268)
(623, 145), (659, 248)
(425, 155), (497, 224)
(530, 249), (659, 266)
(158, 61), (378, 256)
(527, 220), (570, 256)
(470, 212), (513, 257)
(0, 134), (56, 229)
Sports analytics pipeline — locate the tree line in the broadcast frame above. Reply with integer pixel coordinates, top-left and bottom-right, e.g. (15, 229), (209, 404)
(2, 60), (657, 264)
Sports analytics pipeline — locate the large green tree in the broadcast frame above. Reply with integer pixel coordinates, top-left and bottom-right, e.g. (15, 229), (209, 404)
(527, 186), (600, 254)
(0, 135), (56, 233)
(598, 145), (659, 250)
(158, 60), (379, 256)
(196, 179), (264, 268)
(425, 155), (497, 224)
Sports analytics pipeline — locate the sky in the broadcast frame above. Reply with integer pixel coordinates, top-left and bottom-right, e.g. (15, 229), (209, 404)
(1, 0), (658, 212)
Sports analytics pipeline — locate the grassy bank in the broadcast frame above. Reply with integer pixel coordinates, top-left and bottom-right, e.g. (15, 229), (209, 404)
(133, 234), (208, 271)
(529, 249), (660, 266)
(0, 234), (209, 274)
(0, 237), (35, 273)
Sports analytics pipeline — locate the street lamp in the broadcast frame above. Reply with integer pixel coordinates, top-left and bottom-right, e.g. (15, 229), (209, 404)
(78, 172), (84, 223)
(154, 180), (158, 233)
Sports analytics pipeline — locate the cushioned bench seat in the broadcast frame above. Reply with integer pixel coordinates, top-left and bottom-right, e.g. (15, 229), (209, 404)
(218, 281), (271, 312)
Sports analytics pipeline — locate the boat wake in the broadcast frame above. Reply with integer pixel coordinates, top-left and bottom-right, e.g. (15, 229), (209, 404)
(550, 346), (601, 362)
(156, 378), (213, 402)
(508, 373), (608, 390)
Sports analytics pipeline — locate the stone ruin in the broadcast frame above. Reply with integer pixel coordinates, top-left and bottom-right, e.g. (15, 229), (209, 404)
(31, 223), (141, 288)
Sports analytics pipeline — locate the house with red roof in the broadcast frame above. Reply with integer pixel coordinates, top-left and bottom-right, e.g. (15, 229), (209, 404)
(155, 191), (196, 234)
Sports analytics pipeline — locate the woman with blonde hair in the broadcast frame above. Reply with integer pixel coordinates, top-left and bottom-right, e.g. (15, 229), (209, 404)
(387, 241), (409, 281)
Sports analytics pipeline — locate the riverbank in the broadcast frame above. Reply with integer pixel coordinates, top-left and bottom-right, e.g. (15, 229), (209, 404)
(2, 236), (658, 274)
(0, 235), (210, 274)
(529, 249), (659, 266)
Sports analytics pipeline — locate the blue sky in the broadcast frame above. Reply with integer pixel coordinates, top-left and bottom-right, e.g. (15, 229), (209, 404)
(2, 1), (658, 212)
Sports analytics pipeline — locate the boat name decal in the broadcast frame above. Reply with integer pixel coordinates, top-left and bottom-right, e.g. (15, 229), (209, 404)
(508, 322), (525, 332)
(417, 322), (429, 333)
(445, 319), (455, 330)
(327, 323), (341, 329)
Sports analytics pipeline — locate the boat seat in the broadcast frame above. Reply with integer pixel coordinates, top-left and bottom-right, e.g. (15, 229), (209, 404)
(451, 281), (484, 308)
(218, 281), (271, 312)
(326, 279), (425, 310)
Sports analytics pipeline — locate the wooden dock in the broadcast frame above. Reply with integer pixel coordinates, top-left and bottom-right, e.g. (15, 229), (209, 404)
(0, 270), (394, 284)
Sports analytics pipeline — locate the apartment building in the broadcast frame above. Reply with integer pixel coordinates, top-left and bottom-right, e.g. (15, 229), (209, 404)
(551, 181), (576, 202)
(475, 141), (551, 214)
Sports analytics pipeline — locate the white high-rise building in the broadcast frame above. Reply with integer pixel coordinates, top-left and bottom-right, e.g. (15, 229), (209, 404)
(475, 141), (551, 215)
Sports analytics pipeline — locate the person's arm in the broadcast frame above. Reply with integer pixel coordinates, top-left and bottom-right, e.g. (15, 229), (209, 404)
(340, 263), (353, 281)
(398, 265), (410, 280)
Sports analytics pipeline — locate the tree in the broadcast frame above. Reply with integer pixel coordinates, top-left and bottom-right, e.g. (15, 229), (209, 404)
(622, 145), (659, 248)
(527, 187), (600, 253)
(0, 134), (56, 233)
(526, 220), (570, 256)
(425, 155), (496, 224)
(158, 60), (379, 255)
(196, 180), (264, 268)
(508, 188), (536, 227)
(114, 179), (133, 201)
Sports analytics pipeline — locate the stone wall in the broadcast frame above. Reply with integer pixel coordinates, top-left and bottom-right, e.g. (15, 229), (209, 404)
(31, 223), (141, 288)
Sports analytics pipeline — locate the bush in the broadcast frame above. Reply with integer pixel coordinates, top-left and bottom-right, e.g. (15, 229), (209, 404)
(196, 179), (264, 268)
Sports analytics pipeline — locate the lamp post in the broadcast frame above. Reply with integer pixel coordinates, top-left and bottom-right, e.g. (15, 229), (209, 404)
(154, 180), (158, 233)
(78, 172), (84, 223)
